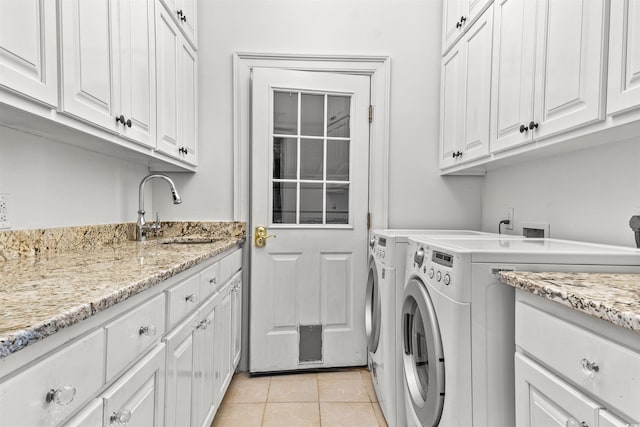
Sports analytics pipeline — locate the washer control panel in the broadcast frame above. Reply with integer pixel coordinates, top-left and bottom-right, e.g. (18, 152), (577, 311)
(371, 236), (387, 260)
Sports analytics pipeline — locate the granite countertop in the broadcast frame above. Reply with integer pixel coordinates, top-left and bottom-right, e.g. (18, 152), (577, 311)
(499, 271), (640, 332)
(0, 222), (245, 358)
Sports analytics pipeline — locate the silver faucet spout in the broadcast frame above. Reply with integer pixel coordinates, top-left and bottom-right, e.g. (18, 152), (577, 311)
(136, 174), (182, 241)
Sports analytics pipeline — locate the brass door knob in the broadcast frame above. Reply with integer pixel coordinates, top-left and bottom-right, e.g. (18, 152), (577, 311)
(255, 226), (276, 248)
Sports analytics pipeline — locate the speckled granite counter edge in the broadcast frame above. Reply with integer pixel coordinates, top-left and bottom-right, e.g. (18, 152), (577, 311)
(0, 238), (244, 358)
(499, 272), (640, 332)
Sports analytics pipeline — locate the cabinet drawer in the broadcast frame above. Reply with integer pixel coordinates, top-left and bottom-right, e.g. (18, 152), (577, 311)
(0, 329), (104, 427)
(200, 261), (221, 298)
(65, 399), (103, 427)
(516, 301), (640, 420)
(167, 272), (201, 329)
(220, 249), (241, 284)
(105, 293), (166, 381)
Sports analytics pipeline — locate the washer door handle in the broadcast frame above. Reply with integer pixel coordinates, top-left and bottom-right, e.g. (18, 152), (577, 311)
(404, 313), (413, 355)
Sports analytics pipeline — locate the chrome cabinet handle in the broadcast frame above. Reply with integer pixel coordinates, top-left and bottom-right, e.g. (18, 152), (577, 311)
(581, 358), (599, 374)
(110, 409), (132, 424)
(185, 294), (197, 303)
(209, 277), (217, 285)
(139, 324), (157, 337)
(46, 385), (76, 405)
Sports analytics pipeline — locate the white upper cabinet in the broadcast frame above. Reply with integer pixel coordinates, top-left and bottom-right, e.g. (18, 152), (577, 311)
(0, 0), (58, 106)
(160, 0), (198, 49)
(440, 5), (493, 169)
(113, 0), (157, 148)
(156, 2), (198, 165)
(607, 0), (640, 116)
(490, 0), (537, 153)
(60, 0), (119, 133)
(490, 0), (607, 153)
(442, 0), (492, 54)
(532, 0), (607, 139)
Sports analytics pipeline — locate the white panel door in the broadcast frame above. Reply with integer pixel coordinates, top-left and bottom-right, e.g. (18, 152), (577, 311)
(607, 0), (640, 116)
(0, 0), (57, 106)
(156, 4), (180, 157)
(60, 0), (119, 133)
(532, 0), (607, 139)
(439, 42), (464, 169)
(113, 0), (156, 147)
(490, 0), (536, 153)
(460, 5), (493, 163)
(250, 68), (369, 372)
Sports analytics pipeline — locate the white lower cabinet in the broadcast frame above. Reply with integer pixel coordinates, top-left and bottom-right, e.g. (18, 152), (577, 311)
(0, 246), (243, 427)
(103, 344), (166, 427)
(515, 291), (640, 426)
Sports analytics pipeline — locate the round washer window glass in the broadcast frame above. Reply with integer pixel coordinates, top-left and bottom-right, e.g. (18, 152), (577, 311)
(412, 304), (429, 401)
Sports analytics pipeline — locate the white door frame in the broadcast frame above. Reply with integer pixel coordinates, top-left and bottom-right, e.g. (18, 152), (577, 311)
(233, 52), (391, 229)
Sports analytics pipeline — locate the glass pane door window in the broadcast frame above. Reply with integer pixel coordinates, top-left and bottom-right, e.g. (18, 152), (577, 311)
(272, 91), (352, 226)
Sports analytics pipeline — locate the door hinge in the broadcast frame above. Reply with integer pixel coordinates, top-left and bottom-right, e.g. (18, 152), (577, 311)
(368, 105), (373, 123)
(367, 212), (371, 229)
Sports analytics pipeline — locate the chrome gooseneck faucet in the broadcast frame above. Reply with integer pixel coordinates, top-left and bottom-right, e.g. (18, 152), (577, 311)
(136, 174), (182, 241)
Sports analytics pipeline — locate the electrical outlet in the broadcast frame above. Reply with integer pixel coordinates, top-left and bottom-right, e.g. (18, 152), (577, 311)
(0, 194), (11, 229)
(504, 207), (514, 230)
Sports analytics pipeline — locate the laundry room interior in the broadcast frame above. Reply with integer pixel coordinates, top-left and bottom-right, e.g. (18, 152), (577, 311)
(0, 0), (639, 426)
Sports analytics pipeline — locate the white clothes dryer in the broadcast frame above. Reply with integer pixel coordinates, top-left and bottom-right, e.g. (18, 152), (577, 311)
(401, 237), (640, 427)
(365, 229), (494, 427)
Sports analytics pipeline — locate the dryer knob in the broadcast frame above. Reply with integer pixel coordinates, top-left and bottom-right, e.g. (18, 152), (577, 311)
(444, 274), (451, 285)
(369, 237), (376, 249)
(436, 271), (442, 282)
(414, 248), (425, 267)
(429, 268), (435, 279)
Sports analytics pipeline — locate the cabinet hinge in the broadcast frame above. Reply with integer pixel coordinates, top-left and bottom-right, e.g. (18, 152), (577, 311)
(367, 212), (371, 229)
(369, 105), (373, 124)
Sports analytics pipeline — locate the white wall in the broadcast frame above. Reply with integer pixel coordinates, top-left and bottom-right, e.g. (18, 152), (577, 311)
(482, 137), (640, 247)
(154, 0), (484, 230)
(0, 126), (150, 229)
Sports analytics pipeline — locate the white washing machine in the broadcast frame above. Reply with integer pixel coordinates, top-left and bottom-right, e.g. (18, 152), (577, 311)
(365, 229), (495, 427)
(401, 237), (640, 427)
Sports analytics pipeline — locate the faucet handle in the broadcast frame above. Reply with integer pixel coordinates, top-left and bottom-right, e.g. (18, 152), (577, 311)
(155, 212), (160, 224)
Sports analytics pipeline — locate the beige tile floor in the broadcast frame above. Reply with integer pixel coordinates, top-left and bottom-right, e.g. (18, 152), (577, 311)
(211, 368), (388, 427)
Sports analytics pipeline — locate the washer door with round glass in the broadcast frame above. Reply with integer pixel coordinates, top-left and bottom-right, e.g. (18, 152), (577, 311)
(365, 259), (381, 353)
(402, 278), (445, 427)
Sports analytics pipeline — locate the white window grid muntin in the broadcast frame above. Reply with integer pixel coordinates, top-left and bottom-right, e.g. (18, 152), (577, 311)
(270, 88), (354, 228)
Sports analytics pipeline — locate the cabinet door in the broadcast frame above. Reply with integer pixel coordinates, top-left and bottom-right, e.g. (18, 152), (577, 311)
(0, 0), (57, 106)
(178, 38), (197, 165)
(156, 3), (180, 158)
(439, 42), (465, 169)
(599, 410), (633, 427)
(164, 313), (198, 427)
(114, 0), (156, 147)
(193, 299), (217, 427)
(490, 0), (536, 153)
(177, 0), (198, 49)
(459, 5), (493, 164)
(442, 0), (468, 54)
(60, 0), (119, 133)
(103, 344), (166, 427)
(607, 0), (640, 116)
(532, 0), (607, 139)
(65, 399), (103, 427)
(515, 353), (601, 427)
(213, 288), (233, 407)
(231, 276), (243, 368)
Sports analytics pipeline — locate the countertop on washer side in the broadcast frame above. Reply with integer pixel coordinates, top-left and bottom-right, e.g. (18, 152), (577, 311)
(498, 271), (640, 332)
(0, 235), (244, 358)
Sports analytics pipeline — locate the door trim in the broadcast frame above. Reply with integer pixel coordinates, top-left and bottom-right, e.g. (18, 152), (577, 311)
(233, 52), (390, 229)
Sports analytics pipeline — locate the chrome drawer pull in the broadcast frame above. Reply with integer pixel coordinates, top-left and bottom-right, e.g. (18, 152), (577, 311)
(110, 409), (132, 424)
(46, 385), (76, 405)
(185, 294), (197, 303)
(139, 324), (157, 337)
(581, 358), (599, 374)
(209, 277), (217, 285)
